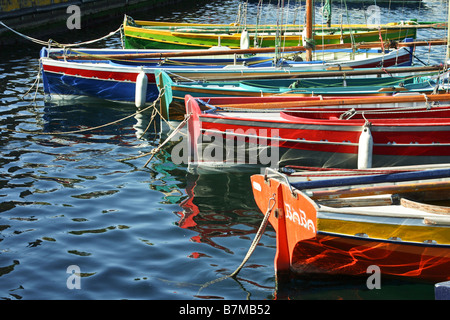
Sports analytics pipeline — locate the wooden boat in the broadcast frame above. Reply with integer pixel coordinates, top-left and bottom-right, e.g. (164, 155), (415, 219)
(40, 43), (424, 106)
(156, 69), (442, 115)
(250, 165), (450, 282)
(124, 17), (444, 32)
(172, 94), (374, 120)
(123, 15), (424, 49)
(184, 93), (450, 170)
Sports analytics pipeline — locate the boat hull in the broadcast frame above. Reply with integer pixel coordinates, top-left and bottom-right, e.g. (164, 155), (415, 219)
(124, 21), (417, 49)
(40, 46), (414, 105)
(41, 64), (159, 104)
(161, 72), (434, 116)
(250, 173), (450, 282)
(186, 96), (450, 168)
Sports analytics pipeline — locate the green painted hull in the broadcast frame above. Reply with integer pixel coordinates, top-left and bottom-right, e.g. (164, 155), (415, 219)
(123, 17), (419, 49)
(124, 28), (417, 49)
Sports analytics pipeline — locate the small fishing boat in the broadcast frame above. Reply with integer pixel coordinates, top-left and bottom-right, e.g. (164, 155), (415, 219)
(250, 165), (450, 282)
(184, 93), (450, 170)
(40, 43), (422, 106)
(123, 15), (423, 49)
(156, 68), (443, 113)
(164, 93), (361, 122)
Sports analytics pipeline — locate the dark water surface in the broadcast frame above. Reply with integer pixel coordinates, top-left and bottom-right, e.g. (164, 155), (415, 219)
(0, 0), (448, 301)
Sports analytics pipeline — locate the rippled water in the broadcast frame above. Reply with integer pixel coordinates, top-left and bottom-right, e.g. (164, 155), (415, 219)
(0, 0), (448, 301)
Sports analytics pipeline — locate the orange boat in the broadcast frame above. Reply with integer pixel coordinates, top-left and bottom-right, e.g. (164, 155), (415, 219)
(251, 166), (450, 282)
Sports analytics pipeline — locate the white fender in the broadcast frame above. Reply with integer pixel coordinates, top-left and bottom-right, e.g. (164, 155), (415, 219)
(135, 69), (148, 108)
(301, 28), (308, 47)
(357, 125), (373, 169)
(240, 29), (249, 49)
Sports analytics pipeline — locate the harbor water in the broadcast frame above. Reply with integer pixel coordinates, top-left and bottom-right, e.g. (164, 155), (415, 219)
(0, 0), (448, 301)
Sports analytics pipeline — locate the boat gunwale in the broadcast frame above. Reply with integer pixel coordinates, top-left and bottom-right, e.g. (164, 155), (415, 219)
(198, 107), (450, 130)
(279, 106), (450, 126)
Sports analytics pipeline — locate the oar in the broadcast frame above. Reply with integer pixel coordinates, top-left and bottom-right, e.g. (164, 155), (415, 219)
(210, 89), (450, 110)
(310, 180), (450, 200)
(132, 22), (448, 33)
(181, 65), (444, 82)
(55, 39), (447, 60)
(290, 168), (450, 191)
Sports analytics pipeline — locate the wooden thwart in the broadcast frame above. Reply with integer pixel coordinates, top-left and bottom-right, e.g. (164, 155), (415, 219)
(310, 180), (450, 200)
(400, 198), (450, 215)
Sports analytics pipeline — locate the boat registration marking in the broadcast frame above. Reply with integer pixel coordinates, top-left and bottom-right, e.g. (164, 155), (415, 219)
(284, 203), (315, 233)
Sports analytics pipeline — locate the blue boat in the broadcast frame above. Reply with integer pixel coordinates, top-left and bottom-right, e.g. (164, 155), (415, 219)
(40, 44), (419, 107)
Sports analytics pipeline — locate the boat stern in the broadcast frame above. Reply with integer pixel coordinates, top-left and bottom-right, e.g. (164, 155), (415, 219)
(155, 70), (174, 120)
(251, 169), (318, 274)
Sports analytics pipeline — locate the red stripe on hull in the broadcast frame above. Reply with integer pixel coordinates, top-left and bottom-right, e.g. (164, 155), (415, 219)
(348, 53), (410, 68)
(200, 119), (450, 157)
(42, 64), (157, 83)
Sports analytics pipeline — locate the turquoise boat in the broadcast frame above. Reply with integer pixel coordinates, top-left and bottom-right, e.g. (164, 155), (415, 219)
(155, 69), (443, 121)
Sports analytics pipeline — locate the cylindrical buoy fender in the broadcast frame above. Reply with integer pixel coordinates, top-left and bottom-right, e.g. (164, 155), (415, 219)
(357, 124), (373, 169)
(240, 28), (250, 50)
(135, 68), (148, 108)
(301, 28), (307, 47)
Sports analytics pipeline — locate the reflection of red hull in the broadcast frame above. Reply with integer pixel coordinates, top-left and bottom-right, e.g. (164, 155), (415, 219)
(291, 234), (450, 282)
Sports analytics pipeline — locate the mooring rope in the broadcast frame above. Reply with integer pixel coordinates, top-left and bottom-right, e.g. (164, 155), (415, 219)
(4, 89), (184, 168)
(196, 194), (276, 295)
(0, 20), (121, 47)
(118, 112), (192, 166)
(229, 194), (276, 277)
(0, 19), (183, 168)
(21, 63), (42, 103)
(4, 91), (164, 136)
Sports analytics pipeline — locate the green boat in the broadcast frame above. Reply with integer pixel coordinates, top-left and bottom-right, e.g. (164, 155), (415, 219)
(123, 17), (426, 49)
(123, 15), (426, 50)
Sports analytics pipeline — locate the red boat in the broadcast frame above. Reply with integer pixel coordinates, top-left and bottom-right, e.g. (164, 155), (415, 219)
(251, 166), (450, 282)
(185, 94), (450, 169)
